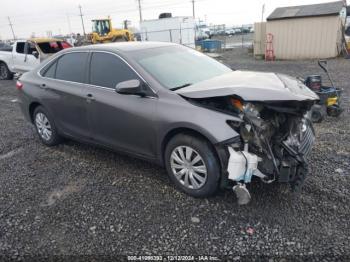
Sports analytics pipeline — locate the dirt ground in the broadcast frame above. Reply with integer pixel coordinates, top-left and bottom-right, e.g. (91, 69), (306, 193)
(0, 49), (349, 261)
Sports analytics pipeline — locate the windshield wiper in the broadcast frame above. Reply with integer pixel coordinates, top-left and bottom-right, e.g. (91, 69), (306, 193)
(170, 83), (192, 91)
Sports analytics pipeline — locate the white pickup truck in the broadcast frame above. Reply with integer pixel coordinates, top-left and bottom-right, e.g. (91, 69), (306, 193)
(0, 38), (71, 80)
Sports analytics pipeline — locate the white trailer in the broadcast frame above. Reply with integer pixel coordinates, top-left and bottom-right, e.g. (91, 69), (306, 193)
(140, 16), (195, 48)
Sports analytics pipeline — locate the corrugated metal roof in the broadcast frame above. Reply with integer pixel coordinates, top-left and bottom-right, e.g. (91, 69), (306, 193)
(267, 1), (344, 21)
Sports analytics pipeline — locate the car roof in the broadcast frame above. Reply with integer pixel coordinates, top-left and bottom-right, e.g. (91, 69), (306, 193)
(71, 41), (177, 53)
(15, 38), (64, 43)
(29, 38), (64, 43)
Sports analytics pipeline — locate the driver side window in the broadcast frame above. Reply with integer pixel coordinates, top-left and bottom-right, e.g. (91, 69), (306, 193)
(25, 42), (37, 55)
(89, 52), (138, 89)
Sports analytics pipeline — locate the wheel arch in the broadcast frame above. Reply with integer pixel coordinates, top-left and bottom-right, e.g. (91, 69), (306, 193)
(0, 60), (11, 70)
(160, 127), (220, 166)
(29, 101), (42, 123)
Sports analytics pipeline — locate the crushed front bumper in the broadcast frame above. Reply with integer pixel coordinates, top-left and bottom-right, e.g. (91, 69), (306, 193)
(222, 118), (315, 204)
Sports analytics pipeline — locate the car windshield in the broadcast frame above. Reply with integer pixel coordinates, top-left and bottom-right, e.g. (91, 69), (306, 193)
(131, 45), (232, 90)
(37, 41), (72, 54)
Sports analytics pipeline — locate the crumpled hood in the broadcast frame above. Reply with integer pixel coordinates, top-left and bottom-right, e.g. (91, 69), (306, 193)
(176, 71), (319, 101)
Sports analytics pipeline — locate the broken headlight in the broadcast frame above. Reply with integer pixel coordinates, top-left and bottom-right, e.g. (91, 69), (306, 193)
(242, 102), (261, 117)
(230, 99), (262, 118)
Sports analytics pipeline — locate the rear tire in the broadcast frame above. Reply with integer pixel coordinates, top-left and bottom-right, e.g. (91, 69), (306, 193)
(0, 62), (13, 80)
(33, 106), (62, 146)
(327, 106), (343, 117)
(164, 134), (221, 198)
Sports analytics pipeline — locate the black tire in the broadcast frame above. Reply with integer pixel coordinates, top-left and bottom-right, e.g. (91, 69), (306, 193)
(0, 62), (13, 80)
(327, 106), (343, 117)
(33, 106), (62, 146)
(310, 109), (324, 123)
(164, 134), (221, 198)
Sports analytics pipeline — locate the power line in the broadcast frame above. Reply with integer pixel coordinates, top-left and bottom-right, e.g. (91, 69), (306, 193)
(2, 0), (212, 39)
(143, 1), (190, 10)
(78, 5), (86, 36)
(7, 16), (16, 40)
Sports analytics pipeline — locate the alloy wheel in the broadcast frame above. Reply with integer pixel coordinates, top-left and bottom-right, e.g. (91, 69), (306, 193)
(170, 146), (207, 189)
(35, 112), (52, 141)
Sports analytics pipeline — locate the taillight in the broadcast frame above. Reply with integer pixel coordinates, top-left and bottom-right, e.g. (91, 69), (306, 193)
(16, 81), (23, 90)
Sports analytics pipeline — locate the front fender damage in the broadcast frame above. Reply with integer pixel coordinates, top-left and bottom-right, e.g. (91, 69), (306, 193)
(177, 70), (319, 204)
(208, 100), (317, 205)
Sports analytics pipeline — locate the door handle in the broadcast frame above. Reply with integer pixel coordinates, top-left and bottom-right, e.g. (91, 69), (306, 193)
(86, 93), (95, 102)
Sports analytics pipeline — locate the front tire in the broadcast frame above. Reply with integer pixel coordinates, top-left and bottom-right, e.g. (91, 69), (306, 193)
(0, 62), (13, 80)
(33, 106), (62, 146)
(164, 134), (221, 198)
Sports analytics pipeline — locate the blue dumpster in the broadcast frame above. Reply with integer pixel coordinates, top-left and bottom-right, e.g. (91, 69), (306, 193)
(202, 40), (222, 52)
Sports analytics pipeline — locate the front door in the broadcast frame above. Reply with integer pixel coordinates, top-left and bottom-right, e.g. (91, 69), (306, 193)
(84, 52), (158, 159)
(23, 41), (40, 72)
(12, 42), (27, 73)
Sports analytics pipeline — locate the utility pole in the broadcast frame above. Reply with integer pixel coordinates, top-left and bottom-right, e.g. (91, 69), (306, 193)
(192, 0), (196, 40)
(7, 17), (16, 40)
(191, 0), (195, 18)
(78, 5), (86, 36)
(137, 0), (143, 22)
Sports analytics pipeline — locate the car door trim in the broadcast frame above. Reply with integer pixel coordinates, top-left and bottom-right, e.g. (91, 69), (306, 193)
(87, 50), (157, 97)
(37, 50), (157, 97)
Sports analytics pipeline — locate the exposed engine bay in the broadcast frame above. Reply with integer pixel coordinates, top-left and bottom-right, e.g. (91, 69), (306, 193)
(189, 95), (316, 204)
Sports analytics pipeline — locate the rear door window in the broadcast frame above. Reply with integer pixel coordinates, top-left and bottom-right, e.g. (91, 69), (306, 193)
(42, 61), (57, 78)
(16, 42), (25, 54)
(37, 41), (72, 54)
(55, 52), (88, 83)
(89, 52), (137, 88)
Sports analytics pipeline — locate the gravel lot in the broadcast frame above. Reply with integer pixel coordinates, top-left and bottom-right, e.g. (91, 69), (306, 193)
(0, 49), (349, 261)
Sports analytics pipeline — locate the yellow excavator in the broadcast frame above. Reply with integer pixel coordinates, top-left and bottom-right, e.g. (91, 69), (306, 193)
(78, 17), (134, 45)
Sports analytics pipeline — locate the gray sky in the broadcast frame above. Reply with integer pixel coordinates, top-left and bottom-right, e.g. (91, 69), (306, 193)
(0, 0), (340, 39)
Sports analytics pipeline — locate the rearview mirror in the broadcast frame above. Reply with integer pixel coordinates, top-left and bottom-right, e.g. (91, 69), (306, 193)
(115, 79), (145, 97)
(32, 51), (39, 59)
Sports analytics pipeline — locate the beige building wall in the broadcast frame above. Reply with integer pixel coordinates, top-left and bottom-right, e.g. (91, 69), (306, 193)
(266, 16), (342, 59)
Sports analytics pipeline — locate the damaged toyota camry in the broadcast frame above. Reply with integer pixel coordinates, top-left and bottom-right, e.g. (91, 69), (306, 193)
(17, 42), (318, 204)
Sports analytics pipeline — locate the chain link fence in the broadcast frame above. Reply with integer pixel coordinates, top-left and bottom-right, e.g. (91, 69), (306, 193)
(136, 24), (254, 52)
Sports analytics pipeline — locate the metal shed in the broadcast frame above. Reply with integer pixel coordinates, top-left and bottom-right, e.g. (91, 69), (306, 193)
(256, 1), (347, 60)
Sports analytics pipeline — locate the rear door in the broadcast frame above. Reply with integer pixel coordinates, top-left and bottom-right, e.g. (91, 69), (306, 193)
(39, 52), (90, 139)
(84, 51), (157, 158)
(12, 41), (27, 73)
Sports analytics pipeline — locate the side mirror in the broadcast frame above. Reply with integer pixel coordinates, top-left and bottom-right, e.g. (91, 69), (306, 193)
(115, 79), (146, 97)
(32, 51), (39, 59)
